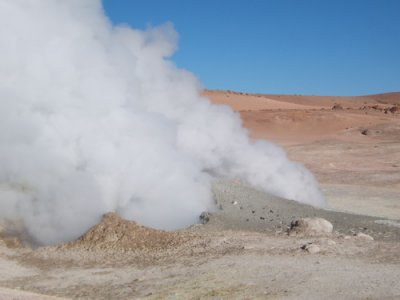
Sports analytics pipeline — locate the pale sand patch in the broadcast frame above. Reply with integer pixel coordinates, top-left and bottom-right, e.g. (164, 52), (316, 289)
(323, 184), (400, 220)
(0, 287), (67, 300)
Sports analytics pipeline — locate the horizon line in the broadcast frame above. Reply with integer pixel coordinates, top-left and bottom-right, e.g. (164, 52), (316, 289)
(203, 89), (400, 98)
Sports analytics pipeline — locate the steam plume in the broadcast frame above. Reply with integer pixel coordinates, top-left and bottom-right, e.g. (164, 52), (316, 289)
(0, 0), (325, 245)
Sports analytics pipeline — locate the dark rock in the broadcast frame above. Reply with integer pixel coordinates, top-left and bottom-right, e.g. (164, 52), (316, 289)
(199, 212), (211, 224)
(361, 129), (369, 135)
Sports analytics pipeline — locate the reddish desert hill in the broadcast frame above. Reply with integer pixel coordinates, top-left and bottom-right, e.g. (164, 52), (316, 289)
(204, 90), (400, 145)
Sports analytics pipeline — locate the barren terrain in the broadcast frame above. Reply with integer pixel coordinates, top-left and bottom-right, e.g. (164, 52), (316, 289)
(205, 90), (400, 219)
(1, 90), (399, 299)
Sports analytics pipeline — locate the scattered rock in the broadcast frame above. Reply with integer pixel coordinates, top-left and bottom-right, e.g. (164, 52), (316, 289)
(289, 218), (333, 236)
(301, 243), (321, 254)
(379, 105), (397, 113)
(355, 232), (374, 241)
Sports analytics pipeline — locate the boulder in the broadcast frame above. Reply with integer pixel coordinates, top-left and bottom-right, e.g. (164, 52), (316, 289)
(355, 232), (374, 241)
(289, 217), (333, 236)
(199, 211), (211, 224)
(301, 243), (321, 254)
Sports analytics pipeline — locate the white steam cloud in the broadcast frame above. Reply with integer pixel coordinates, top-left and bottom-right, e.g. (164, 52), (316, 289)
(0, 0), (325, 245)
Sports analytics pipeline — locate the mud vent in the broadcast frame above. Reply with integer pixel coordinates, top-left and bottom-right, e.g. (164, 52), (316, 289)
(62, 213), (185, 252)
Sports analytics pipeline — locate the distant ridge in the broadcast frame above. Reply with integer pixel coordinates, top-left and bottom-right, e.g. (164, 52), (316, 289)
(204, 90), (400, 106)
(204, 89), (400, 99)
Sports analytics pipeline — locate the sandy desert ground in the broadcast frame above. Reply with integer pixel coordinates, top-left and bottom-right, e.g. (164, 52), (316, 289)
(1, 90), (399, 299)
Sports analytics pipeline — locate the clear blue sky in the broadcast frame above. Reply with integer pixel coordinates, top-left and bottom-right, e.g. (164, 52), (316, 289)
(103, 0), (400, 96)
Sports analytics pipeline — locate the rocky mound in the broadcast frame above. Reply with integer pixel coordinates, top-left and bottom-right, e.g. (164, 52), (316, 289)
(62, 213), (185, 252)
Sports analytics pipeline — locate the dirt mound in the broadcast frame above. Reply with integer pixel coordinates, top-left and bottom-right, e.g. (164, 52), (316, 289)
(62, 212), (185, 252)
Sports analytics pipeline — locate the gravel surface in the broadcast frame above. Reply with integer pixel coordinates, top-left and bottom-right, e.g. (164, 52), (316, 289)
(207, 180), (400, 241)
